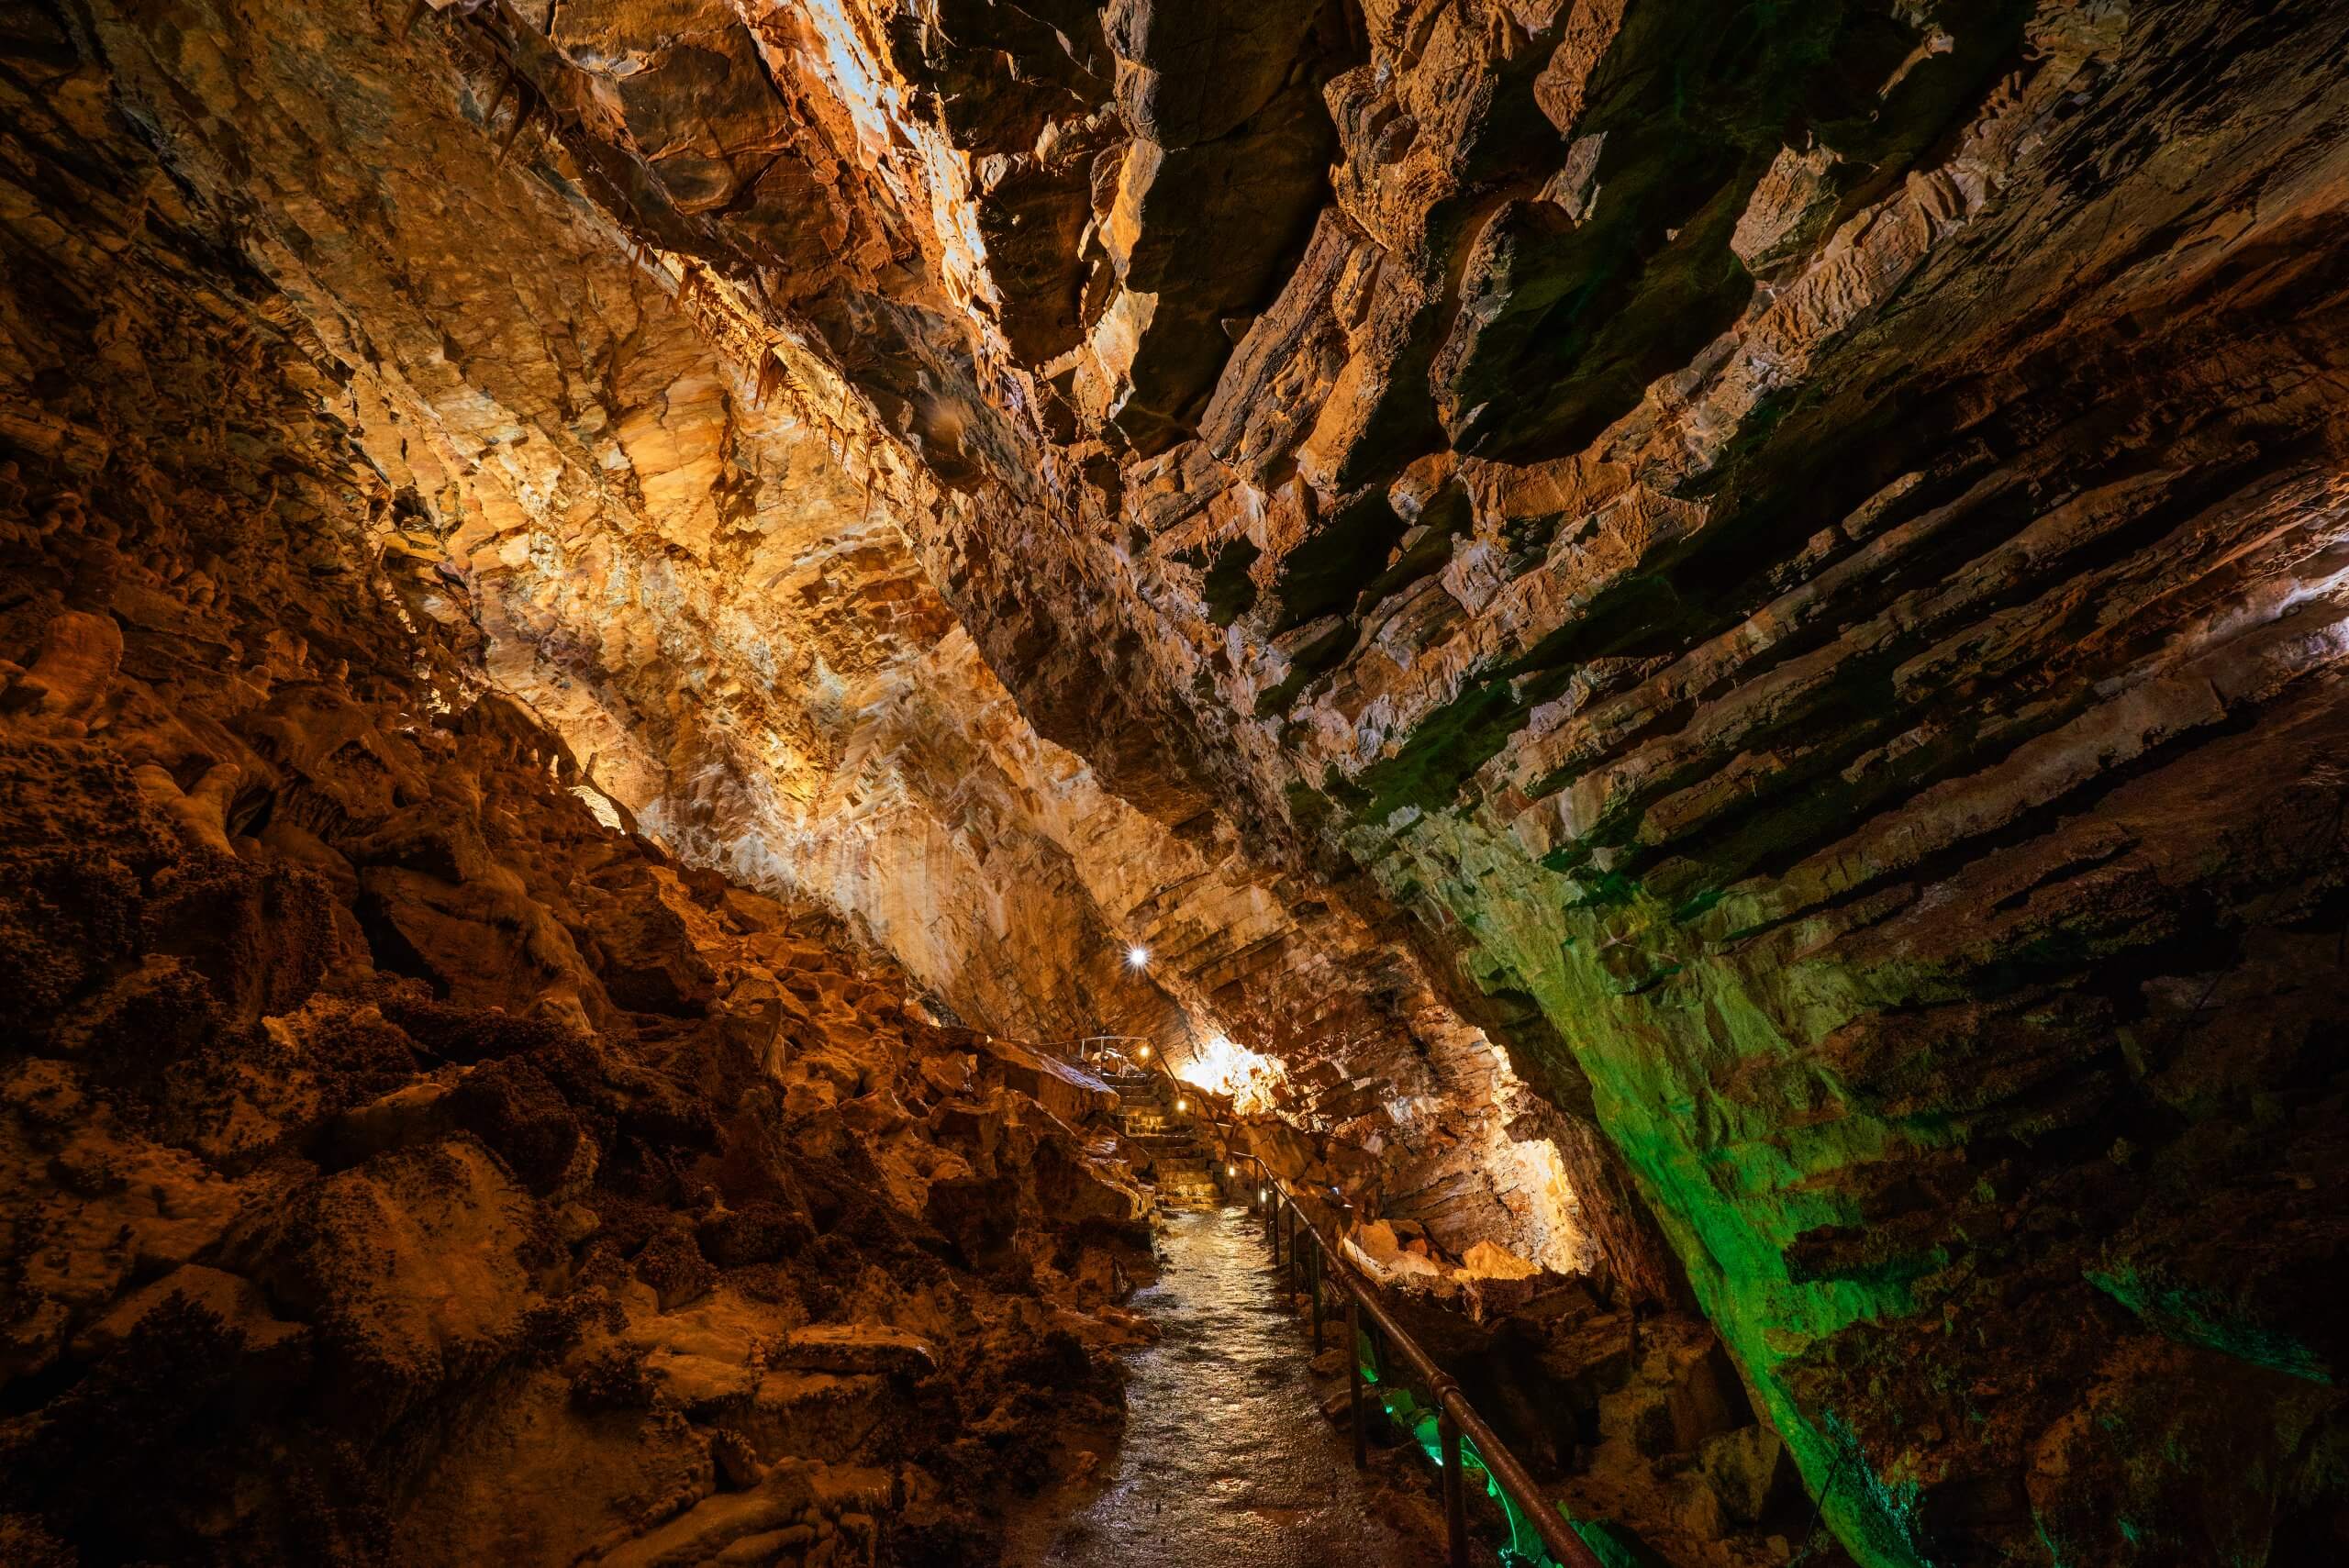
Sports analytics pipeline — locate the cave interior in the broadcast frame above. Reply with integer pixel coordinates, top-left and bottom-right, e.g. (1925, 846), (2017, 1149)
(3, 1), (2346, 1565)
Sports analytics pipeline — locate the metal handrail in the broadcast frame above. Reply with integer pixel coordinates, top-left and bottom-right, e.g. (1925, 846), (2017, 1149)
(1024, 1034), (1152, 1073)
(1065, 1039), (1602, 1568)
(1248, 1167), (1603, 1568)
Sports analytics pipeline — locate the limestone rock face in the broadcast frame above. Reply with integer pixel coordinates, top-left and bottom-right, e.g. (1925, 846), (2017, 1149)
(8, 0), (2349, 1564)
(704, 7), (2349, 1564)
(0, 70), (1148, 1563)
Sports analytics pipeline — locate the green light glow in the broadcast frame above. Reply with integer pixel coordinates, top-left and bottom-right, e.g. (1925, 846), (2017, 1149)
(2085, 1265), (2332, 1385)
(1349, 811), (1948, 1566)
(1359, 1344), (1605, 1568)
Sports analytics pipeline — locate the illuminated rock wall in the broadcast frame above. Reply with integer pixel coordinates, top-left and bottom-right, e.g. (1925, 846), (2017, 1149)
(10, 0), (2347, 1562)
(742, 5), (2349, 1561)
(21, 0), (1608, 1290)
(0, 46), (1156, 1562)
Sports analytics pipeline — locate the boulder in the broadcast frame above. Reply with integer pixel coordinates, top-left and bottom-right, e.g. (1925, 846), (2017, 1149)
(250, 1137), (540, 1431)
(71, 1264), (304, 1360)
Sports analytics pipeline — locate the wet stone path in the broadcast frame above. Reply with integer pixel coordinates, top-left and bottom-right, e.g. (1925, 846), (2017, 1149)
(1021, 1207), (1423, 1567)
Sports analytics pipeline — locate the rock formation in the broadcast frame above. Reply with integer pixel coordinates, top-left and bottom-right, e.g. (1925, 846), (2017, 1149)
(6, 0), (2348, 1563)
(0, 62), (1157, 1562)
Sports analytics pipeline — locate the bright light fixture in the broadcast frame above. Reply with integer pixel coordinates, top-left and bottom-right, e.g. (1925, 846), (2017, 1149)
(1175, 1097), (1189, 1112)
(1124, 944), (1150, 969)
(1226, 1164), (1236, 1176)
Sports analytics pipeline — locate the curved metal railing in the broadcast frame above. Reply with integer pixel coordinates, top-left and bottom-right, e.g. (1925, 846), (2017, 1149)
(1233, 1155), (1605, 1568)
(1063, 1039), (1604, 1568)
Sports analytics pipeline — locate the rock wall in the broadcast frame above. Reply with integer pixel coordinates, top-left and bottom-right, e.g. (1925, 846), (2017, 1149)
(12, 0), (1606, 1289)
(10, 0), (2349, 1563)
(350, 0), (2346, 1562)
(0, 45), (1158, 1563)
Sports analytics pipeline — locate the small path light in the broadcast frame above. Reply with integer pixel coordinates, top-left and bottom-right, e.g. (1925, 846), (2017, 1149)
(1175, 1097), (1189, 1112)
(1136, 1044), (1152, 1059)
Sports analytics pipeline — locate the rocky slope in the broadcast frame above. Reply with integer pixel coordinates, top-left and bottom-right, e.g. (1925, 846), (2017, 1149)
(7, 0), (2349, 1564)
(0, 61), (1157, 1563)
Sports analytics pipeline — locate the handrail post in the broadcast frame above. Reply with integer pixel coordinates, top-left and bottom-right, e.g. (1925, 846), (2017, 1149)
(1439, 1407), (1468, 1568)
(1346, 1294), (1367, 1469)
(1308, 1234), (1323, 1351)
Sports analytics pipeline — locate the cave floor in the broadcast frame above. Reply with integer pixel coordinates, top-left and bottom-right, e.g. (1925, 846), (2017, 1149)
(1013, 1207), (1427, 1567)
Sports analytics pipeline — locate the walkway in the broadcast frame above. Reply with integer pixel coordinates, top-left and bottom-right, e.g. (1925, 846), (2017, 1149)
(1019, 1207), (1425, 1567)
(1099, 1066), (1219, 1207)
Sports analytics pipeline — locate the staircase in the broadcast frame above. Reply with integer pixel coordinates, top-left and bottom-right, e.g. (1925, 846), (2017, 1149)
(1102, 1067), (1221, 1211)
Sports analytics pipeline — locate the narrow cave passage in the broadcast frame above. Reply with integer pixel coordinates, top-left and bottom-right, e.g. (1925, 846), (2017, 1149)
(6, 1), (2348, 1565)
(1012, 1207), (1426, 1568)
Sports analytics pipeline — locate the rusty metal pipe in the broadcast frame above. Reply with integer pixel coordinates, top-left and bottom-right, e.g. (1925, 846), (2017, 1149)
(1308, 1237), (1322, 1350)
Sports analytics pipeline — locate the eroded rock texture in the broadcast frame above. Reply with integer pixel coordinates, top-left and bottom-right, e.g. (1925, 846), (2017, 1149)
(45, 0), (1610, 1295)
(0, 59), (1157, 1563)
(790, 9), (2349, 1565)
(7, 0), (2349, 1563)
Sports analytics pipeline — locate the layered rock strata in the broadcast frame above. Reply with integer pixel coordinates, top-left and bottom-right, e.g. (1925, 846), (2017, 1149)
(330, 1), (2348, 1562)
(798, 8), (2349, 1564)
